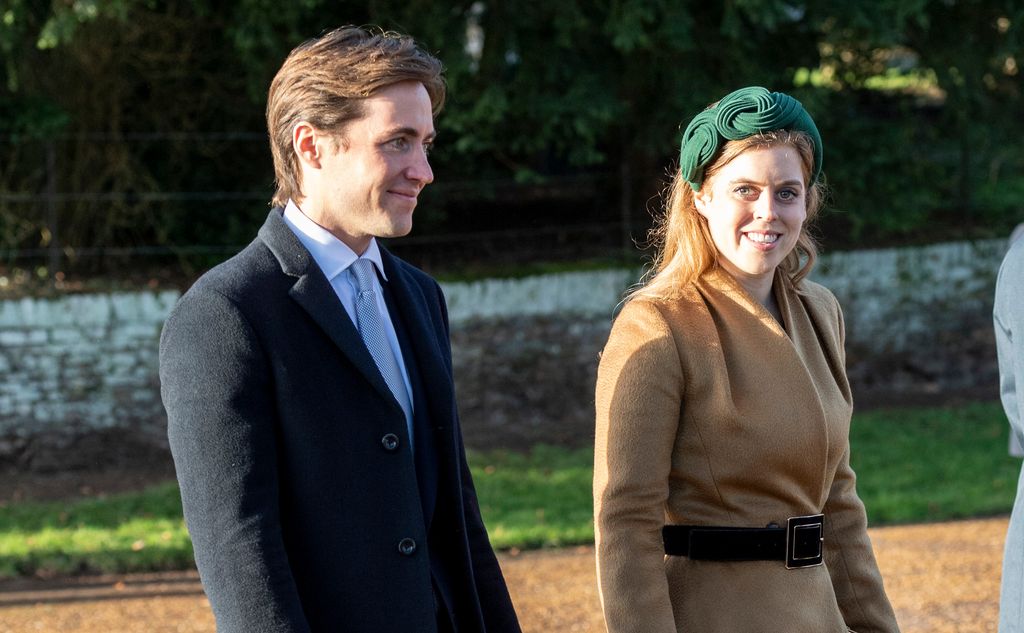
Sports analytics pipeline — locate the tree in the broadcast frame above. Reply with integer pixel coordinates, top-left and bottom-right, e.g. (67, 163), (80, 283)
(2, 0), (1022, 277)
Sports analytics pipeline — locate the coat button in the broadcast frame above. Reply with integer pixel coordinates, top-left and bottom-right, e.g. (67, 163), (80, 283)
(398, 537), (417, 556)
(381, 433), (400, 451)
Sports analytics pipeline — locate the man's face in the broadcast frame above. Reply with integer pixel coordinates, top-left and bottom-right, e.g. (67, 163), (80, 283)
(317, 80), (435, 253)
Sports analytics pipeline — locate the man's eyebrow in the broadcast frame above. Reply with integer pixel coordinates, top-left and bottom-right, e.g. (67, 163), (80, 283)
(381, 126), (436, 140)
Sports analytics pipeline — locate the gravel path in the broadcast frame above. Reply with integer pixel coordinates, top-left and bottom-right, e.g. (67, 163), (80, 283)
(0, 517), (1008, 632)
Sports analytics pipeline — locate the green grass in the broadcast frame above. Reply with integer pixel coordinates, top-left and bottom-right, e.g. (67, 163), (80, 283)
(0, 482), (192, 578)
(469, 445), (594, 549)
(850, 401), (1022, 524)
(0, 401), (1020, 578)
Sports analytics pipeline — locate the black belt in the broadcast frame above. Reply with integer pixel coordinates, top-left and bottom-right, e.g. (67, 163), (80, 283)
(663, 514), (825, 569)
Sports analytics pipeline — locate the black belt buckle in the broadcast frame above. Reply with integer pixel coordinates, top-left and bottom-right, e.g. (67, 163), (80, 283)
(786, 514), (824, 569)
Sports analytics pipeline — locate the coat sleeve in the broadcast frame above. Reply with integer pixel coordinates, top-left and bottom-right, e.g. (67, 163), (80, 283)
(160, 287), (311, 633)
(995, 244), (1024, 447)
(822, 297), (901, 633)
(822, 447), (900, 633)
(995, 239), (1024, 633)
(594, 300), (683, 633)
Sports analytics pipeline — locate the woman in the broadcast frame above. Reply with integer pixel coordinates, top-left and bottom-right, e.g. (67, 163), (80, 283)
(593, 87), (900, 632)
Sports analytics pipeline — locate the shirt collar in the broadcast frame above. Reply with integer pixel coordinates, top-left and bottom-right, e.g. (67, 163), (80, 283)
(282, 199), (388, 282)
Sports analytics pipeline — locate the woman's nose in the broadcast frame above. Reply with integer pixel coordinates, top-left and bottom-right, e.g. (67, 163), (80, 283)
(753, 194), (777, 220)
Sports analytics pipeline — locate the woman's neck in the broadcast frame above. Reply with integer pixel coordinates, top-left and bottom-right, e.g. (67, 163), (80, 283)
(723, 265), (782, 323)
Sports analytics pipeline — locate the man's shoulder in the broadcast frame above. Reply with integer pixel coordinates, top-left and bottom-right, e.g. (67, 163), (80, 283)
(180, 237), (281, 306)
(1001, 236), (1024, 274)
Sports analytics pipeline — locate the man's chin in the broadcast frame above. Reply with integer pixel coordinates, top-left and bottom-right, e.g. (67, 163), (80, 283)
(379, 220), (414, 240)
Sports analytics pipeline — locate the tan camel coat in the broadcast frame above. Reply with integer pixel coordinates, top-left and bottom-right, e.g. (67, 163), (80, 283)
(594, 267), (899, 633)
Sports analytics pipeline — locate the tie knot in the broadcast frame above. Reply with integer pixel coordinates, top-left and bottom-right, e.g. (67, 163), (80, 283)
(350, 259), (376, 293)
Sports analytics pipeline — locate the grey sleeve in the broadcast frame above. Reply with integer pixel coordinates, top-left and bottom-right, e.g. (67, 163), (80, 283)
(995, 242), (1024, 456)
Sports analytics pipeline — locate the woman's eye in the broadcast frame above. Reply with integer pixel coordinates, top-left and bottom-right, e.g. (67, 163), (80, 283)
(778, 188), (799, 201)
(734, 186), (754, 197)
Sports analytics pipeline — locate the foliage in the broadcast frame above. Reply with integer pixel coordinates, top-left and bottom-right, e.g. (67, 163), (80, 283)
(0, 1), (1022, 274)
(814, 0), (1024, 242)
(0, 402), (1020, 578)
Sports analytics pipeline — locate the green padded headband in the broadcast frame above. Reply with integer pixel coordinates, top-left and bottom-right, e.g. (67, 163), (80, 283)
(679, 86), (823, 191)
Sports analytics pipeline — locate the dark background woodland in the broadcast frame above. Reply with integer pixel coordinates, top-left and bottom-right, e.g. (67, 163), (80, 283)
(1, 1), (1022, 283)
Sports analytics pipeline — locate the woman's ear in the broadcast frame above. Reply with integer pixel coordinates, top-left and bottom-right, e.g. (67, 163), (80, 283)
(693, 187), (712, 219)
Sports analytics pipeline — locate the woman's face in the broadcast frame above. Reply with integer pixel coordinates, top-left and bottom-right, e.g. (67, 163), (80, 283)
(694, 145), (808, 285)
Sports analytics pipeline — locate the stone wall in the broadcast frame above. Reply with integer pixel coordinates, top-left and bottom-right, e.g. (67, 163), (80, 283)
(0, 292), (179, 468)
(0, 239), (1011, 465)
(815, 240), (1005, 398)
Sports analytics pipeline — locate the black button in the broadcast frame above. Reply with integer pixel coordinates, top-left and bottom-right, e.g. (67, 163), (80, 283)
(381, 433), (400, 451)
(398, 537), (417, 556)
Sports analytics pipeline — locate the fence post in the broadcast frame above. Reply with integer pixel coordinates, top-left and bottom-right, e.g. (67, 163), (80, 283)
(45, 140), (59, 274)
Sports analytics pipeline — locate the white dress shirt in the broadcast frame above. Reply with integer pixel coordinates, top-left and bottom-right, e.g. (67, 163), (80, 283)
(282, 200), (415, 447)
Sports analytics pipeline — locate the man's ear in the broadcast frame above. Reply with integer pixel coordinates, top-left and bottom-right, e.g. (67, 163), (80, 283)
(293, 122), (324, 169)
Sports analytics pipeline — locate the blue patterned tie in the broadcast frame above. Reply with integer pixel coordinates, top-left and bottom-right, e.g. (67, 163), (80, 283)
(349, 259), (414, 442)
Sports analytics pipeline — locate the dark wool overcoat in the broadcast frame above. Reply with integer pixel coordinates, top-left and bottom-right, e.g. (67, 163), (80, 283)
(160, 210), (521, 633)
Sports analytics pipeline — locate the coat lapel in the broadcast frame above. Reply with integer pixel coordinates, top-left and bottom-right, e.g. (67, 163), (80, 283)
(379, 250), (457, 431)
(257, 210), (401, 413)
(698, 267), (833, 484)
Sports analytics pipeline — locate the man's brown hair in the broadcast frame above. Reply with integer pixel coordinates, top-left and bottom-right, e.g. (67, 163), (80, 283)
(266, 26), (446, 207)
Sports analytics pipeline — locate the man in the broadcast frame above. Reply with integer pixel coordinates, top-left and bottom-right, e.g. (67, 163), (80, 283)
(995, 234), (1024, 633)
(160, 26), (521, 633)
(1007, 223), (1024, 459)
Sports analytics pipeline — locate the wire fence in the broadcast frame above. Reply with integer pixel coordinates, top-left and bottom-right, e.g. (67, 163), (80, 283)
(0, 133), (648, 278)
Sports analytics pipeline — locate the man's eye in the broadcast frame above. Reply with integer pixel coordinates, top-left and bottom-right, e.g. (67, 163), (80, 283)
(386, 138), (409, 151)
(423, 141), (434, 156)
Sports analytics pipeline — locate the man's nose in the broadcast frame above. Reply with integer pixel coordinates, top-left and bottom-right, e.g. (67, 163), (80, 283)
(407, 148), (434, 185)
